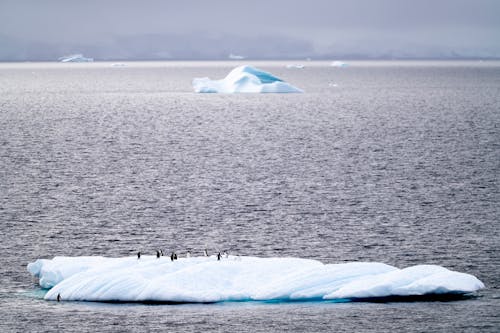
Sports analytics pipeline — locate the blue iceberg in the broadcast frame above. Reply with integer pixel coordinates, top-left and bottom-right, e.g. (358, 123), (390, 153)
(27, 255), (483, 303)
(192, 65), (303, 93)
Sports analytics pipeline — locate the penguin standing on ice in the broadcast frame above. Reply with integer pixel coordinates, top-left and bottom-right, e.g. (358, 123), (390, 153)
(173, 253), (178, 260)
(203, 249), (208, 257)
(156, 250), (161, 258)
(137, 251), (141, 259)
(170, 252), (175, 261)
(186, 251), (191, 258)
(217, 252), (221, 261)
(160, 249), (164, 256)
(57, 293), (61, 302)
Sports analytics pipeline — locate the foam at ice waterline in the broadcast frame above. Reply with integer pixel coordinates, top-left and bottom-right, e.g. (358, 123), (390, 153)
(192, 65), (303, 93)
(27, 256), (484, 303)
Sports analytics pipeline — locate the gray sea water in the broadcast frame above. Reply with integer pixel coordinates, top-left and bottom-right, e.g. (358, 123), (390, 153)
(0, 61), (499, 332)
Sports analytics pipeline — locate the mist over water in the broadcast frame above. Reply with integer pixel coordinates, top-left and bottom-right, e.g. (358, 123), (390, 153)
(0, 61), (499, 332)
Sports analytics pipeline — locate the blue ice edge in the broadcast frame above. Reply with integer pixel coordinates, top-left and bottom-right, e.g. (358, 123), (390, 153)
(24, 287), (480, 305)
(27, 256), (484, 304)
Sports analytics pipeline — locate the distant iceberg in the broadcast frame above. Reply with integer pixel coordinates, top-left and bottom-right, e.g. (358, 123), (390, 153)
(228, 53), (245, 60)
(58, 54), (93, 62)
(330, 61), (348, 67)
(28, 255), (484, 303)
(286, 64), (305, 69)
(193, 65), (303, 93)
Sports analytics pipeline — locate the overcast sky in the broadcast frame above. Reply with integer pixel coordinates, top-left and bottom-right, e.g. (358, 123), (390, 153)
(1, 0), (499, 60)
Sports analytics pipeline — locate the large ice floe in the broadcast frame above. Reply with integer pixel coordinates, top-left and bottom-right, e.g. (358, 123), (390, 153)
(192, 65), (303, 93)
(27, 256), (484, 303)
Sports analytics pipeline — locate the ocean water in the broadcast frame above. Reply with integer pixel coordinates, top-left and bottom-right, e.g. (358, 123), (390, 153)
(0, 61), (499, 332)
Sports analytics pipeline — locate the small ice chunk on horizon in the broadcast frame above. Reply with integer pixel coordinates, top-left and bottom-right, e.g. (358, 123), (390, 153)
(229, 53), (245, 60)
(331, 61), (348, 67)
(192, 65), (303, 93)
(58, 54), (94, 62)
(286, 64), (305, 69)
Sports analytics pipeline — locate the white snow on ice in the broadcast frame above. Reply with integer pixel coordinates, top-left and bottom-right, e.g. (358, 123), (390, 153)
(27, 256), (484, 303)
(192, 65), (303, 93)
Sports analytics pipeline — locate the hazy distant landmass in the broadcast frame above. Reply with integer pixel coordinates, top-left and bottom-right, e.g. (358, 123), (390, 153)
(1, 32), (498, 61)
(1, 0), (499, 61)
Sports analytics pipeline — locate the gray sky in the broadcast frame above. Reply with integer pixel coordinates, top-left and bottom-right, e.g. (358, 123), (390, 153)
(1, 0), (499, 60)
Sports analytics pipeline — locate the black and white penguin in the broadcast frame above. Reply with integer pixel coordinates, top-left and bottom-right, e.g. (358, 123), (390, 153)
(217, 252), (221, 261)
(137, 251), (141, 259)
(203, 249), (208, 257)
(156, 250), (160, 258)
(160, 249), (164, 256)
(57, 293), (61, 302)
(170, 252), (174, 261)
(186, 251), (191, 258)
(174, 253), (178, 260)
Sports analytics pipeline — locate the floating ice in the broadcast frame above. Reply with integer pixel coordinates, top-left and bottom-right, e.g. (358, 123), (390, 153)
(58, 54), (94, 62)
(27, 256), (484, 303)
(192, 65), (303, 93)
(228, 53), (245, 60)
(330, 61), (348, 67)
(286, 64), (305, 69)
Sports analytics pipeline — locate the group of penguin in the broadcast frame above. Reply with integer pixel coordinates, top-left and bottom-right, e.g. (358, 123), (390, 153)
(136, 249), (229, 261)
(56, 250), (230, 302)
(56, 249), (231, 302)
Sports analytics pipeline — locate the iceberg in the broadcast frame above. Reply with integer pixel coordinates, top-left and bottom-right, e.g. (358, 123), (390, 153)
(192, 65), (303, 93)
(228, 53), (245, 60)
(58, 54), (94, 62)
(27, 256), (484, 303)
(330, 61), (348, 67)
(286, 64), (305, 69)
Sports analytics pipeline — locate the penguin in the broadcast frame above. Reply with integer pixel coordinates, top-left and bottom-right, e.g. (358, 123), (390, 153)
(217, 252), (221, 261)
(156, 250), (160, 258)
(57, 293), (61, 302)
(174, 253), (178, 260)
(170, 252), (174, 261)
(137, 251), (141, 259)
(160, 249), (164, 256)
(186, 251), (191, 258)
(203, 249), (208, 257)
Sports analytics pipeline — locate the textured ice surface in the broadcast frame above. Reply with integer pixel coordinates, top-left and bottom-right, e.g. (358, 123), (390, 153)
(58, 54), (94, 62)
(27, 256), (484, 303)
(192, 65), (303, 93)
